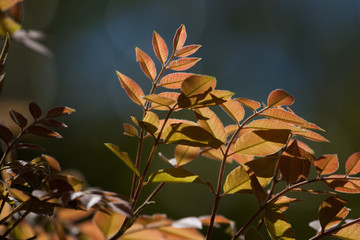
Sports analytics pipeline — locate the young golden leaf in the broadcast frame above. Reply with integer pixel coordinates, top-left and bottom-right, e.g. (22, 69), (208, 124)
(93, 211), (125, 238)
(318, 196), (347, 231)
(168, 57), (201, 71)
(148, 168), (202, 183)
(175, 145), (200, 167)
(159, 72), (194, 89)
(233, 129), (291, 156)
(194, 107), (226, 144)
(294, 129), (329, 142)
(235, 97), (261, 111)
(245, 155), (279, 185)
(104, 143), (139, 177)
(261, 108), (308, 125)
(245, 226), (265, 240)
(221, 99), (245, 123)
(279, 155), (305, 184)
(315, 154), (339, 176)
(144, 94), (176, 108)
(178, 89), (233, 109)
(152, 31), (168, 64)
(175, 44), (201, 58)
(247, 119), (302, 132)
(116, 71), (146, 107)
(332, 223), (360, 240)
(139, 111), (159, 135)
(264, 204), (295, 240)
(163, 122), (223, 148)
(151, 92), (180, 111)
(273, 196), (300, 213)
(202, 147), (229, 162)
(345, 152), (360, 176)
(223, 165), (251, 195)
(173, 24), (187, 51)
(180, 75), (216, 97)
(267, 89), (295, 107)
(136, 47), (157, 81)
(123, 123), (138, 137)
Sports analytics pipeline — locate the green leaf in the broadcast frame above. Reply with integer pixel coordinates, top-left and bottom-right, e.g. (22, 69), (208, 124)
(245, 226), (265, 240)
(104, 143), (139, 177)
(180, 74), (216, 98)
(267, 89), (295, 107)
(234, 130), (291, 156)
(319, 196), (347, 232)
(194, 107), (226, 144)
(265, 203), (295, 240)
(223, 165), (251, 195)
(345, 152), (360, 176)
(148, 168), (202, 183)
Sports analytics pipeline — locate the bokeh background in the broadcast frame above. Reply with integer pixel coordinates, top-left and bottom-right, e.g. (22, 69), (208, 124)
(1, 0), (360, 239)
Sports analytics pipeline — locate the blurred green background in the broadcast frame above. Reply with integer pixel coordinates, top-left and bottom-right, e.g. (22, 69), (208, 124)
(1, 0), (360, 239)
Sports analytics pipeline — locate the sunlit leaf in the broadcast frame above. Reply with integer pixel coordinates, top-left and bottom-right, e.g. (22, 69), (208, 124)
(345, 152), (360, 176)
(40, 118), (67, 128)
(318, 196), (347, 231)
(0, 0), (23, 11)
(172, 216), (202, 229)
(233, 129), (291, 156)
(117, 71), (146, 107)
(273, 196), (300, 213)
(136, 47), (157, 81)
(232, 153), (254, 165)
(173, 24), (187, 51)
(301, 122), (325, 132)
(152, 31), (168, 64)
(46, 106), (75, 118)
(178, 89), (233, 109)
(194, 107), (226, 144)
(326, 176), (360, 194)
(159, 72), (194, 89)
(223, 165), (251, 195)
(104, 143), (139, 177)
(9, 108), (27, 128)
(123, 123), (138, 137)
(0, 123), (13, 143)
(315, 154), (339, 176)
(41, 154), (61, 173)
(265, 203), (295, 240)
(139, 111), (159, 135)
(225, 124), (238, 136)
(294, 129), (329, 142)
(246, 119), (302, 132)
(144, 94), (176, 108)
(175, 44), (201, 58)
(168, 57), (201, 71)
(221, 99), (245, 123)
(163, 122), (223, 148)
(93, 211), (125, 238)
(267, 89), (295, 107)
(148, 168), (203, 183)
(279, 155), (305, 184)
(261, 108), (308, 125)
(28, 101), (42, 119)
(181, 75), (216, 97)
(235, 97), (261, 110)
(202, 147), (228, 162)
(27, 125), (62, 138)
(332, 223), (360, 240)
(245, 226), (265, 240)
(151, 92), (179, 110)
(175, 145), (200, 167)
(325, 207), (350, 231)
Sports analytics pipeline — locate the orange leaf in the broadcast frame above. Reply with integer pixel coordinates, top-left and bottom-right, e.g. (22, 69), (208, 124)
(333, 223), (360, 239)
(235, 97), (261, 110)
(27, 125), (62, 138)
(117, 71), (146, 107)
(46, 106), (75, 117)
(345, 152), (360, 176)
(261, 108), (308, 125)
(324, 206), (350, 231)
(123, 123), (138, 137)
(159, 72), (194, 89)
(175, 44), (201, 58)
(0, 0), (23, 11)
(173, 24), (187, 51)
(247, 119), (302, 132)
(221, 99), (245, 123)
(267, 89), (295, 107)
(180, 74), (216, 98)
(294, 129), (329, 142)
(326, 175), (360, 193)
(136, 47), (157, 81)
(144, 94), (176, 108)
(150, 92), (180, 111)
(315, 154), (339, 175)
(194, 107), (226, 144)
(318, 196), (347, 231)
(175, 145), (200, 167)
(93, 211), (125, 238)
(279, 155), (305, 183)
(152, 31), (168, 64)
(168, 57), (201, 71)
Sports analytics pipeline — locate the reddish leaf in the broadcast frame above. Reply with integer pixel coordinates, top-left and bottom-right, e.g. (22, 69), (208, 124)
(175, 44), (201, 58)
(152, 31), (168, 64)
(221, 99), (245, 123)
(345, 152), (360, 176)
(150, 92), (180, 111)
(26, 125), (62, 138)
(29, 101), (42, 119)
(261, 108), (308, 125)
(168, 57), (201, 71)
(318, 196), (347, 231)
(42, 154), (61, 173)
(194, 107), (226, 144)
(326, 175), (360, 193)
(267, 89), (295, 107)
(139, 111), (159, 135)
(40, 119), (67, 128)
(117, 71), (146, 107)
(46, 106), (75, 118)
(294, 129), (329, 142)
(235, 97), (261, 110)
(246, 155), (279, 179)
(315, 154), (339, 175)
(15, 143), (45, 151)
(325, 207), (350, 231)
(9, 108), (27, 128)
(173, 24), (187, 51)
(159, 72), (194, 89)
(136, 47), (157, 81)
(279, 155), (305, 183)
(0, 123), (13, 143)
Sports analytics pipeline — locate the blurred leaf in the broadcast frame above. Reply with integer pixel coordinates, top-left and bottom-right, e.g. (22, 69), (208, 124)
(0, 0), (23, 11)
(123, 123), (138, 137)
(267, 89), (295, 107)
(15, 142), (45, 151)
(326, 176), (360, 193)
(0, 73), (5, 96)
(104, 143), (139, 177)
(223, 165), (251, 195)
(117, 71), (146, 107)
(28, 101), (42, 119)
(181, 74), (216, 97)
(261, 108), (308, 125)
(234, 130), (290, 156)
(279, 155), (305, 184)
(221, 99), (245, 123)
(332, 223), (360, 240)
(175, 44), (201, 58)
(0, 12), (21, 35)
(159, 72), (194, 89)
(46, 106), (75, 118)
(0, 123), (13, 143)
(148, 168), (203, 183)
(49, 174), (83, 193)
(318, 196), (347, 231)
(173, 24), (187, 51)
(168, 57), (201, 71)
(245, 226), (264, 240)
(315, 154), (339, 176)
(93, 211), (125, 238)
(39, 118), (67, 128)
(235, 97), (261, 110)
(194, 107), (226, 144)
(26, 125), (62, 138)
(345, 152), (360, 176)
(136, 47), (157, 81)
(0, 33), (9, 96)
(265, 203), (295, 240)
(41, 154), (61, 173)
(172, 216), (202, 229)
(175, 145), (200, 167)
(202, 147), (226, 162)
(152, 31), (168, 64)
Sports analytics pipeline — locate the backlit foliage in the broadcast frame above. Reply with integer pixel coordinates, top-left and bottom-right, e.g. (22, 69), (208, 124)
(1, 19), (360, 240)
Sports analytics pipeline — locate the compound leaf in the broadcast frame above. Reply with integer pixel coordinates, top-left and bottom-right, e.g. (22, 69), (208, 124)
(104, 143), (139, 177)
(159, 72), (194, 89)
(235, 97), (261, 111)
(152, 31), (168, 64)
(175, 44), (201, 58)
(223, 165), (251, 195)
(181, 75), (216, 98)
(144, 94), (176, 108)
(173, 24), (187, 51)
(117, 71), (146, 107)
(261, 108), (308, 125)
(136, 47), (157, 81)
(194, 107), (226, 144)
(168, 57), (201, 71)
